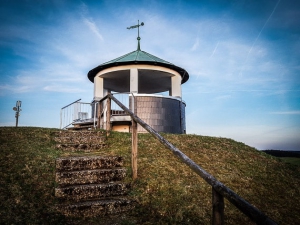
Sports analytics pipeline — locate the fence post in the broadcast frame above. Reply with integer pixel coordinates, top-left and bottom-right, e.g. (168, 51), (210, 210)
(131, 94), (138, 180)
(212, 187), (224, 225)
(106, 97), (111, 131)
(132, 119), (138, 180)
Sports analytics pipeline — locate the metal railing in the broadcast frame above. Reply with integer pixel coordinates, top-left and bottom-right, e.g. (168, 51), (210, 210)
(100, 93), (277, 225)
(60, 93), (164, 130)
(60, 99), (92, 129)
(111, 92), (130, 114)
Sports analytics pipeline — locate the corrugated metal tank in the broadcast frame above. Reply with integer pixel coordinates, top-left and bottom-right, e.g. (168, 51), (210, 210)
(130, 95), (186, 134)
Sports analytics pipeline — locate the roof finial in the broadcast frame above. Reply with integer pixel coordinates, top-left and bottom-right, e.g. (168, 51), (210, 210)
(127, 20), (144, 50)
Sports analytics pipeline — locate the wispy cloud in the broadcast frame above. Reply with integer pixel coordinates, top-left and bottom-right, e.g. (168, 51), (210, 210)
(83, 17), (103, 41)
(0, 84), (34, 94)
(0, 84), (14, 95)
(270, 110), (300, 115)
(43, 85), (86, 93)
(213, 94), (231, 101)
(0, 64), (90, 95)
(191, 37), (199, 51)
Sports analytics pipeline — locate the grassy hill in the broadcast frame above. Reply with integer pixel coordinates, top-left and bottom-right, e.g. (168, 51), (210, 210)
(0, 127), (299, 224)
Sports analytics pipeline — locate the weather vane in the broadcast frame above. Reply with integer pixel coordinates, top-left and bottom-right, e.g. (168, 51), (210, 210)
(127, 20), (144, 50)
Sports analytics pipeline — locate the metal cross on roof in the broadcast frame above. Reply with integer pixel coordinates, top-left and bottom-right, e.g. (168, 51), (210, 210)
(127, 20), (144, 50)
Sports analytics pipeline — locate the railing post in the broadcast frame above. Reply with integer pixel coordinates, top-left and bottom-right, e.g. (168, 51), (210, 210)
(60, 109), (62, 129)
(106, 97), (111, 131)
(212, 187), (224, 225)
(97, 101), (102, 129)
(131, 94), (138, 180)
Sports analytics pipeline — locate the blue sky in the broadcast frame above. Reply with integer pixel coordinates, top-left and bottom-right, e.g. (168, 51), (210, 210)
(0, 0), (299, 150)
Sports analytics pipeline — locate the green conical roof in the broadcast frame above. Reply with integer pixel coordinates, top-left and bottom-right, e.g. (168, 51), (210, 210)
(88, 49), (189, 84)
(102, 50), (173, 65)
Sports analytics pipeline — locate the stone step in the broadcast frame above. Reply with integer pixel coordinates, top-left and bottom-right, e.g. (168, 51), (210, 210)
(55, 183), (131, 201)
(55, 138), (106, 145)
(56, 143), (106, 151)
(54, 130), (106, 144)
(56, 168), (127, 186)
(56, 156), (123, 172)
(54, 130), (107, 150)
(58, 198), (136, 217)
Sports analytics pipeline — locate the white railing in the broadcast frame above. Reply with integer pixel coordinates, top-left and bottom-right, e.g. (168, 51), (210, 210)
(60, 93), (131, 129)
(111, 92), (130, 113)
(60, 99), (92, 129)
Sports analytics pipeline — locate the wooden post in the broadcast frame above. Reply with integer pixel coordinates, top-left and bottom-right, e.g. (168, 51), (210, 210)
(106, 97), (111, 132)
(212, 187), (224, 225)
(131, 95), (138, 180)
(132, 119), (137, 180)
(97, 101), (102, 129)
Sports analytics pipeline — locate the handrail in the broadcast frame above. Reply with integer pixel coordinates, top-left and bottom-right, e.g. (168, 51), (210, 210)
(61, 121), (74, 130)
(102, 93), (277, 225)
(61, 99), (81, 110)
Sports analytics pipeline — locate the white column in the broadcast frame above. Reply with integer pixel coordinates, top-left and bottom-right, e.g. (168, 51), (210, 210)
(171, 75), (181, 97)
(130, 68), (138, 93)
(94, 76), (104, 100)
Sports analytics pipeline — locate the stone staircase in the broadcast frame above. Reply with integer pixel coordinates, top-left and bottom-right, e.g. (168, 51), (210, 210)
(54, 131), (136, 217)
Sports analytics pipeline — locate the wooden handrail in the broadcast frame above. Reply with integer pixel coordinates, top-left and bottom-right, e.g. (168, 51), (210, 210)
(101, 93), (277, 225)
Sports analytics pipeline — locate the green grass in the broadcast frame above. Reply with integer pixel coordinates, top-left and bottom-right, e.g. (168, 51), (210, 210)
(279, 157), (300, 166)
(1, 127), (299, 224)
(0, 127), (65, 224)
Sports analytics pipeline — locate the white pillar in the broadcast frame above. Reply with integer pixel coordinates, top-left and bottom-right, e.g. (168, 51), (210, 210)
(171, 75), (181, 98)
(130, 68), (138, 93)
(94, 76), (104, 100)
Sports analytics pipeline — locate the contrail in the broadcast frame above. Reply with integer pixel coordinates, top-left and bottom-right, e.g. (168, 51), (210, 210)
(209, 41), (219, 59)
(239, 0), (281, 76)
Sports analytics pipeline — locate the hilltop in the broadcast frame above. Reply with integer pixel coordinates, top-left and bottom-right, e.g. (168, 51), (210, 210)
(0, 127), (299, 224)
